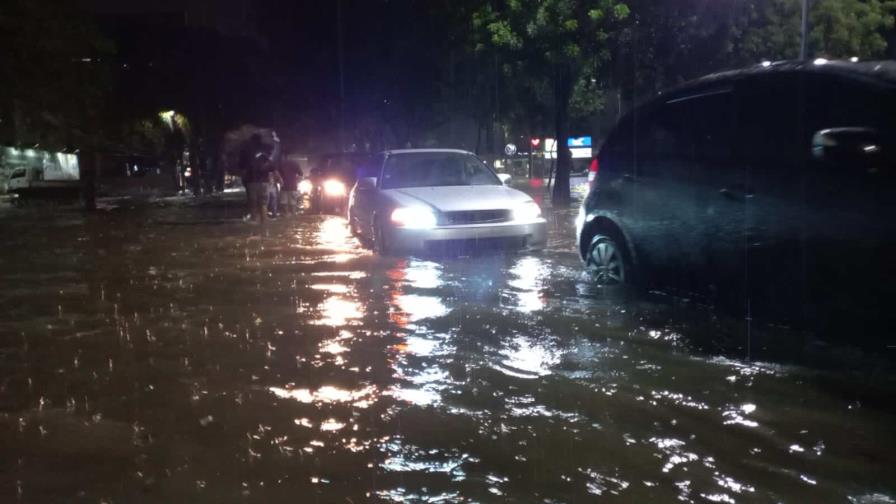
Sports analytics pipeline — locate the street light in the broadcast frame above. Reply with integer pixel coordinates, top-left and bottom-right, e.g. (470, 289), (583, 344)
(159, 110), (176, 129)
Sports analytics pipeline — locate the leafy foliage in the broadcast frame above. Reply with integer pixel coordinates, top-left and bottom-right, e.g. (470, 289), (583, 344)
(0, 0), (113, 148)
(734, 0), (896, 62)
(473, 0), (630, 204)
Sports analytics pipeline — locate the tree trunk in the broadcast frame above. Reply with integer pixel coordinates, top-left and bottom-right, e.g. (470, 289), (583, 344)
(189, 134), (201, 196)
(78, 150), (98, 211)
(211, 138), (224, 193)
(552, 65), (574, 207)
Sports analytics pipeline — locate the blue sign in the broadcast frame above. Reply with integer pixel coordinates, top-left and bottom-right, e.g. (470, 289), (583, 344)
(567, 136), (592, 148)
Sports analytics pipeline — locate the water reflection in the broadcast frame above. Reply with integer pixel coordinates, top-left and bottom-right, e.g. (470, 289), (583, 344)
(495, 337), (559, 379)
(269, 384), (376, 407)
(403, 260), (443, 289)
(4, 199), (896, 504)
(314, 296), (364, 326)
(508, 256), (548, 312)
(312, 216), (362, 262)
(386, 260), (449, 328)
(383, 260), (453, 408)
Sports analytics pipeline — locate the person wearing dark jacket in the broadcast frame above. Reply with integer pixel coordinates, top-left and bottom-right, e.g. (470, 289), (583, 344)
(239, 134), (273, 223)
(278, 159), (303, 215)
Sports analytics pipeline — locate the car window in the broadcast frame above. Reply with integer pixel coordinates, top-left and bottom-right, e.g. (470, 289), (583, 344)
(381, 152), (501, 189)
(637, 101), (691, 165)
(683, 90), (735, 163)
(599, 114), (635, 178)
(635, 88), (735, 174)
(736, 75), (802, 163)
(805, 74), (895, 133)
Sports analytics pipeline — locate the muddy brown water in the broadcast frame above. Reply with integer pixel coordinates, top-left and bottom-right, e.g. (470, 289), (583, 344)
(0, 191), (894, 503)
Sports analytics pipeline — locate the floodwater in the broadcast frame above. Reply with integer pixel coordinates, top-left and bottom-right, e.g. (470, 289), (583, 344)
(1, 190), (894, 503)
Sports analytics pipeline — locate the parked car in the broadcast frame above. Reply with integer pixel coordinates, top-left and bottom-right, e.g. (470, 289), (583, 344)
(576, 60), (896, 349)
(307, 153), (372, 215)
(349, 149), (547, 255)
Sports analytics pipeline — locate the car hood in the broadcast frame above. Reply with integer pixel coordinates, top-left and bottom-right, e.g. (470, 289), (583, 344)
(384, 185), (533, 212)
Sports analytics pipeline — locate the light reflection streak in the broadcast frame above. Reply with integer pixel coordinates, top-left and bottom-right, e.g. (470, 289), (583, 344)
(310, 283), (350, 294)
(579, 467), (630, 496)
(379, 438), (469, 475)
(496, 338), (559, 379)
(314, 296), (364, 326)
(508, 256), (548, 312)
(313, 217), (360, 262)
(270, 385), (376, 407)
(395, 294), (449, 322)
(403, 260), (443, 288)
(319, 333), (350, 354)
(386, 260), (449, 328)
(722, 402), (759, 428)
(320, 419), (346, 431)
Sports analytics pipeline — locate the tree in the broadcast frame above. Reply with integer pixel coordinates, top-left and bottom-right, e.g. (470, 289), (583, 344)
(0, 0), (117, 209)
(0, 0), (113, 148)
(733, 0), (896, 62)
(473, 0), (629, 206)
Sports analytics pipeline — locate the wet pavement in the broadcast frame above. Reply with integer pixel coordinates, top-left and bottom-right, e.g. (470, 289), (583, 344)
(1, 188), (895, 503)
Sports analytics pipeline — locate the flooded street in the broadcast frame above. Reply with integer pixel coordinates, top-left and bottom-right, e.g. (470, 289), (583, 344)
(1, 193), (895, 503)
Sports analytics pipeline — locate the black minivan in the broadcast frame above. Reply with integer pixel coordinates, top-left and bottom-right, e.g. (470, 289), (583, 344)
(576, 60), (896, 350)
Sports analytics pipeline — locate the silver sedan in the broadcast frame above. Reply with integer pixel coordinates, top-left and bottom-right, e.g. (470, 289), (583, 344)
(348, 149), (547, 255)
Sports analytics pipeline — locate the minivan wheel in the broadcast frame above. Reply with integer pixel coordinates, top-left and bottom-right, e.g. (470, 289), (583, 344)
(586, 234), (626, 285)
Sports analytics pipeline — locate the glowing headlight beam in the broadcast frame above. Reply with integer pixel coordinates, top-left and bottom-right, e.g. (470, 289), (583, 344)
(323, 179), (346, 196)
(391, 207), (437, 229)
(513, 201), (542, 222)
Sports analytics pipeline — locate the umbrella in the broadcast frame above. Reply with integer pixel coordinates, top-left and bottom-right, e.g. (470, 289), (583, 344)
(220, 124), (281, 173)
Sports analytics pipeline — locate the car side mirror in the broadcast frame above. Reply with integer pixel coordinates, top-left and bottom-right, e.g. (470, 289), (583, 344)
(812, 127), (885, 166)
(357, 177), (377, 190)
(497, 173), (511, 185)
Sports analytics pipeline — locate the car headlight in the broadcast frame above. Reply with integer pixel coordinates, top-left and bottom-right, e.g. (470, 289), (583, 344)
(298, 179), (313, 194)
(391, 207), (437, 229)
(323, 179), (346, 197)
(513, 201), (542, 222)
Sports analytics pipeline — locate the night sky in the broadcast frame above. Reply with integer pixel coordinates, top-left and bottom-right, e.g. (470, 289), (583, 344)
(76, 0), (459, 151)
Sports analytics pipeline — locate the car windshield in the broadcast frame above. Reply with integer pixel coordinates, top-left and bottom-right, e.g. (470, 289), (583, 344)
(380, 152), (500, 189)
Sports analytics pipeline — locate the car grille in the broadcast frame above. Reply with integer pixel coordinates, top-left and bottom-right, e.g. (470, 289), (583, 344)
(423, 236), (528, 256)
(439, 209), (511, 226)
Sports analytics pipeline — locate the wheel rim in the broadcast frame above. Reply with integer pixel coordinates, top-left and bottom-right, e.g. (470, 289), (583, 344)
(588, 238), (625, 285)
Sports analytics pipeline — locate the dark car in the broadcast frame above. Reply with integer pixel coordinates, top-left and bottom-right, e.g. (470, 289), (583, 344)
(307, 152), (373, 215)
(576, 60), (896, 350)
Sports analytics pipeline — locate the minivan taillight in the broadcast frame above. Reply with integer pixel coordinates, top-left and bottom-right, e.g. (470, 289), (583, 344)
(587, 158), (599, 185)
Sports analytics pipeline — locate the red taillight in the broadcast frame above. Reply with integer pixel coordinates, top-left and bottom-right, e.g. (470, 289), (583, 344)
(587, 158), (599, 185)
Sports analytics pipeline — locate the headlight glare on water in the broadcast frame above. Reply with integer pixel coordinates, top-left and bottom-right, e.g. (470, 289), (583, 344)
(391, 207), (437, 229)
(513, 201), (542, 222)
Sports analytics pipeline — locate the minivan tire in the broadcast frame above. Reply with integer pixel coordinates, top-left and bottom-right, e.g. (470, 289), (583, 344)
(586, 234), (628, 286)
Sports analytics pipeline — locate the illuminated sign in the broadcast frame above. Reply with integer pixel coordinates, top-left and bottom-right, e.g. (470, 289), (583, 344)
(567, 136), (592, 148)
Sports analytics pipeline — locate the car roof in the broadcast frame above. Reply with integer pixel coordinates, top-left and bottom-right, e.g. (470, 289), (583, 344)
(383, 149), (472, 155)
(663, 59), (896, 99)
(318, 152), (371, 160)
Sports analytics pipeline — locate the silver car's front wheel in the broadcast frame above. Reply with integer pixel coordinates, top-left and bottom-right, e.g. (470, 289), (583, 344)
(373, 219), (392, 256)
(586, 235), (626, 285)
